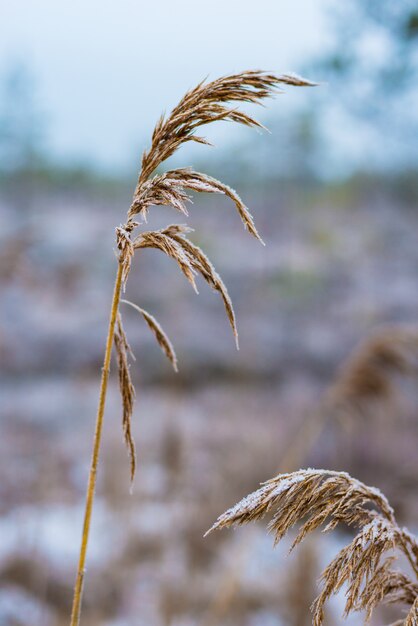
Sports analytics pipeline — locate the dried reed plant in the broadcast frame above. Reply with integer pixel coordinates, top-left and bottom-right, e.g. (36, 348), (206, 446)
(203, 326), (418, 626)
(69, 70), (314, 625)
(324, 325), (418, 421)
(200, 401), (330, 626)
(208, 469), (418, 624)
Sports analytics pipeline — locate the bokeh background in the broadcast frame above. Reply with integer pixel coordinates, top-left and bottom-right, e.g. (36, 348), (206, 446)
(1, 1), (418, 624)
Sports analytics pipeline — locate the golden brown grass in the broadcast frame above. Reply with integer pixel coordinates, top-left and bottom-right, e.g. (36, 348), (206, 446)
(201, 324), (418, 626)
(113, 70), (314, 482)
(121, 299), (178, 371)
(208, 469), (418, 624)
(113, 312), (136, 481)
(69, 69), (314, 625)
(203, 326), (418, 625)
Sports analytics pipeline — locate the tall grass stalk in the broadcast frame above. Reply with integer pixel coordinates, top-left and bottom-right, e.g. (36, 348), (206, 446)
(68, 70), (314, 625)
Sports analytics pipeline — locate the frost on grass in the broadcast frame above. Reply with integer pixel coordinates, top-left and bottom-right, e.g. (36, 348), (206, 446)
(207, 469), (418, 625)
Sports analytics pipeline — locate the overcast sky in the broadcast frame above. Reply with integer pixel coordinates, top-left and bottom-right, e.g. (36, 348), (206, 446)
(1, 0), (331, 171)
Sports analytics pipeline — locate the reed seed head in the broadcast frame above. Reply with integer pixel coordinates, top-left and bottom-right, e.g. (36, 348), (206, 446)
(207, 469), (418, 624)
(113, 69), (314, 480)
(114, 313), (137, 482)
(121, 299), (178, 372)
(134, 71), (316, 189)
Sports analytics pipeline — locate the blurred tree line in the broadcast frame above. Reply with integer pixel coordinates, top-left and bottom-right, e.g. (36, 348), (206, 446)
(0, 63), (126, 211)
(0, 1), (417, 194)
(191, 0), (418, 189)
(0, 63), (46, 173)
(310, 0), (418, 175)
(318, 1), (418, 122)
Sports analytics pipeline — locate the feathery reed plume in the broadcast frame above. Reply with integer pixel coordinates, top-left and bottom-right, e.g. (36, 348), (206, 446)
(325, 325), (418, 420)
(134, 224), (239, 346)
(168, 226), (239, 348)
(201, 391), (331, 626)
(133, 71), (315, 191)
(207, 469), (418, 624)
(114, 313), (136, 481)
(134, 225), (198, 291)
(204, 328), (418, 626)
(70, 69), (315, 625)
(121, 299), (178, 372)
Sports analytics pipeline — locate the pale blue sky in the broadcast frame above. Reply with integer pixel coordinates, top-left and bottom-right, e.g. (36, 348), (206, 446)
(0, 0), (331, 171)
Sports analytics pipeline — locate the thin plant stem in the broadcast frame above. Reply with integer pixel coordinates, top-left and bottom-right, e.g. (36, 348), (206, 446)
(65, 71), (314, 625)
(70, 260), (123, 626)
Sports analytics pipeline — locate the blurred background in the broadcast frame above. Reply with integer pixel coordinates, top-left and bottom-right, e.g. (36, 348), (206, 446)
(1, 1), (418, 624)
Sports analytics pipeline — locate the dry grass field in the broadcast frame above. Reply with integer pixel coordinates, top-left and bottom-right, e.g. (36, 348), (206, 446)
(1, 166), (418, 623)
